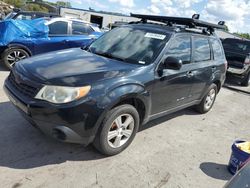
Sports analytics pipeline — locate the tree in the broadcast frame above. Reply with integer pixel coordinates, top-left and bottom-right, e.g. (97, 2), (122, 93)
(235, 33), (250, 40)
(23, 4), (49, 12)
(55, 1), (71, 8)
(2, 0), (25, 8)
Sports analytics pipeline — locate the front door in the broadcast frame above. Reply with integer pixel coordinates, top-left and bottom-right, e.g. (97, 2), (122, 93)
(34, 21), (70, 55)
(151, 34), (194, 115)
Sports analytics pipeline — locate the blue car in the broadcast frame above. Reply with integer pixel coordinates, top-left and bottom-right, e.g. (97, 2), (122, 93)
(0, 18), (102, 69)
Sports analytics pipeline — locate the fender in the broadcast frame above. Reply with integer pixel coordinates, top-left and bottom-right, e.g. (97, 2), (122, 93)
(7, 43), (33, 56)
(88, 83), (151, 142)
(99, 83), (150, 112)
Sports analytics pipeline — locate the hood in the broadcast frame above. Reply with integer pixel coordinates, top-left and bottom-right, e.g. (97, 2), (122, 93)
(16, 48), (138, 86)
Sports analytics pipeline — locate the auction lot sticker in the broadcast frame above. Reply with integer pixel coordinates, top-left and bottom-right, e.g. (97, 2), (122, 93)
(145, 33), (166, 40)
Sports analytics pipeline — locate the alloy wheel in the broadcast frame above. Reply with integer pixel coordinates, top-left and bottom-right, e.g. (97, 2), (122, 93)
(7, 50), (28, 67)
(107, 114), (135, 148)
(204, 88), (216, 110)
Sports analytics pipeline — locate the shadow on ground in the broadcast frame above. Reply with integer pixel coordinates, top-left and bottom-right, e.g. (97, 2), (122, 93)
(0, 100), (200, 169)
(200, 162), (233, 181)
(0, 61), (8, 72)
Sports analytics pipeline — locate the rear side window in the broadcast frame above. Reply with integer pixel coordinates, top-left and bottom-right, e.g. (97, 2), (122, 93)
(193, 37), (211, 62)
(167, 35), (191, 64)
(211, 39), (224, 60)
(49, 21), (68, 35)
(72, 22), (93, 35)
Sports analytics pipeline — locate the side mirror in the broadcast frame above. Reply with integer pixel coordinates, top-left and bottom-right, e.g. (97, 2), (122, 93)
(163, 56), (183, 70)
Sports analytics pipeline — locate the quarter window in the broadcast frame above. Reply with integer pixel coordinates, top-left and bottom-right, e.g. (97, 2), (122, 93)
(211, 39), (223, 60)
(193, 37), (211, 62)
(167, 36), (191, 64)
(49, 21), (68, 35)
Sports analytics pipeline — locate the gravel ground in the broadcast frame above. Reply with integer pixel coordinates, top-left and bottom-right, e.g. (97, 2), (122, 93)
(0, 66), (249, 188)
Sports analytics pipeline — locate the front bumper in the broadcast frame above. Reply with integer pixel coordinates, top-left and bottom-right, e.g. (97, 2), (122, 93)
(4, 80), (102, 145)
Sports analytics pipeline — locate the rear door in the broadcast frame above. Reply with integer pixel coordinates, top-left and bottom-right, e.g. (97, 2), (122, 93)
(187, 35), (213, 101)
(67, 21), (94, 48)
(34, 20), (70, 55)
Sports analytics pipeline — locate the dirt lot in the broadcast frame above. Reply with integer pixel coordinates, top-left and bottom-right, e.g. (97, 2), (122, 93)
(0, 66), (249, 188)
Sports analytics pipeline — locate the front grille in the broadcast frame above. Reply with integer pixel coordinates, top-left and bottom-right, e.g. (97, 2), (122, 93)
(8, 72), (39, 98)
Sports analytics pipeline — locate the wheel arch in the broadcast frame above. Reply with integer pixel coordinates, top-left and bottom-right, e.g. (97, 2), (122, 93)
(213, 80), (221, 93)
(6, 43), (33, 56)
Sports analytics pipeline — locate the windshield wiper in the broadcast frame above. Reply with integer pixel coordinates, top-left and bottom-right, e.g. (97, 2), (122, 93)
(94, 51), (126, 62)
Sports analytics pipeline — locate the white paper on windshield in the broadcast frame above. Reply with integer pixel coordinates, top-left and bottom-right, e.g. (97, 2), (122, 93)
(139, 61), (146, 64)
(145, 33), (166, 40)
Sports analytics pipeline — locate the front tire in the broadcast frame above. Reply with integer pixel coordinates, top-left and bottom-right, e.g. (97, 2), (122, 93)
(93, 104), (140, 156)
(2, 48), (30, 70)
(195, 84), (217, 114)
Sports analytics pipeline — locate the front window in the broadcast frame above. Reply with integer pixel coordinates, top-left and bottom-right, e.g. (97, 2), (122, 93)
(89, 26), (169, 65)
(48, 21), (68, 35)
(166, 35), (191, 64)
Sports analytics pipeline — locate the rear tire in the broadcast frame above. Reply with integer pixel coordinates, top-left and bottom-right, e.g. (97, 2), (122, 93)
(93, 104), (140, 156)
(195, 84), (217, 114)
(2, 47), (30, 70)
(241, 72), (250, 87)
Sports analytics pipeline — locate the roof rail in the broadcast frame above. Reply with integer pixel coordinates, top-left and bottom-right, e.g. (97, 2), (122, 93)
(130, 13), (226, 33)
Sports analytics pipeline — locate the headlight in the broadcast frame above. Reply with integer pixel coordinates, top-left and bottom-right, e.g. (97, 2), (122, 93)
(35, 85), (91, 104)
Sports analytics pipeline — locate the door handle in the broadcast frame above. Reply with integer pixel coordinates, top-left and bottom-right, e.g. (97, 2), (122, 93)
(186, 71), (194, 78)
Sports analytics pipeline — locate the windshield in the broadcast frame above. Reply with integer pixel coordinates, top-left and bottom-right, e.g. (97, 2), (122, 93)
(223, 39), (250, 54)
(4, 12), (17, 20)
(89, 26), (169, 65)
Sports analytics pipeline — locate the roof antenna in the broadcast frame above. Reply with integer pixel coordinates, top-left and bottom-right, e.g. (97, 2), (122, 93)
(192, 14), (200, 20)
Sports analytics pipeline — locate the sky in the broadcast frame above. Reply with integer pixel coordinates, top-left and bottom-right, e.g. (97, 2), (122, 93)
(49, 0), (250, 33)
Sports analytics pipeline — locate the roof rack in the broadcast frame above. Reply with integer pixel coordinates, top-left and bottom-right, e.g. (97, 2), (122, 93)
(130, 13), (226, 34)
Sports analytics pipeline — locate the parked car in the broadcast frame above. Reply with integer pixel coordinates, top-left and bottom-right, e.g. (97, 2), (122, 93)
(4, 14), (227, 155)
(224, 160), (250, 188)
(4, 10), (59, 20)
(222, 38), (250, 86)
(0, 17), (102, 69)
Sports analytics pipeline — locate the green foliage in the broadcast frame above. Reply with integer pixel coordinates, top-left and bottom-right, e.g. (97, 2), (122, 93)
(2, 0), (71, 13)
(2, 0), (25, 8)
(235, 33), (250, 40)
(55, 1), (71, 7)
(224, 25), (229, 32)
(24, 4), (49, 12)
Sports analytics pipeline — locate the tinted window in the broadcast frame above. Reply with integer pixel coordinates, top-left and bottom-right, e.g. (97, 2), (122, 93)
(223, 39), (250, 53)
(211, 39), (223, 60)
(49, 21), (68, 35)
(72, 22), (93, 35)
(193, 37), (211, 62)
(167, 35), (191, 64)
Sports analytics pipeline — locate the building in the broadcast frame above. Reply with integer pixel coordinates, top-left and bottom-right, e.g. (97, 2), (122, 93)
(59, 7), (138, 28)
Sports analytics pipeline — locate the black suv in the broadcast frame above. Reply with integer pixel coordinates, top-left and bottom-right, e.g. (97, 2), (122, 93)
(4, 14), (227, 155)
(222, 38), (250, 86)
